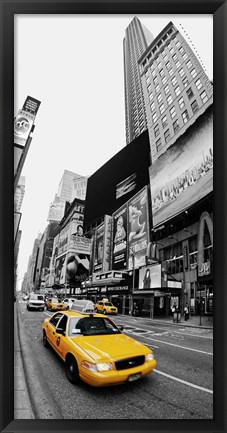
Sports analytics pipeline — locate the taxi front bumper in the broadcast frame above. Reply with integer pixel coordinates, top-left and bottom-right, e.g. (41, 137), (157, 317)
(79, 358), (157, 387)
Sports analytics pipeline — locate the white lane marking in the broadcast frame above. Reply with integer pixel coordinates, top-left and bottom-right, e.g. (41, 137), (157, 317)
(167, 329), (213, 340)
(43, 311), (52, 317)
(154, 369), (213, 394)
(145, 344), (160, 349)
(140, 335), (213, 355)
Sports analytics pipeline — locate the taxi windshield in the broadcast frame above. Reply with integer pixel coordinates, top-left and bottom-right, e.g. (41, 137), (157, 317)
(52, 298), (62, 304)
(68, 317), (121, 337)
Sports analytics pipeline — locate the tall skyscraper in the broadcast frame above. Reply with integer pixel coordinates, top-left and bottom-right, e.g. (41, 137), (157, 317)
(123, 17), (154, 144)
(47, 170), (87, 222)
(137, 21), (213, 162)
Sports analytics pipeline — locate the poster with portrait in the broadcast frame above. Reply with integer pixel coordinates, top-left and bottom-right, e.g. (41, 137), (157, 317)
(93, 222), (105, 273)
(112, 205), (127, 270)
(128, 186), (150, 269)
(138, 264), (161, 290)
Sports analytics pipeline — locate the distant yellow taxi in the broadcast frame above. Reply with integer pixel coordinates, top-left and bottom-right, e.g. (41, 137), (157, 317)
(42, 310), (157, 387)
(95, 300), (118, 315)
(46, 297), (66, 312)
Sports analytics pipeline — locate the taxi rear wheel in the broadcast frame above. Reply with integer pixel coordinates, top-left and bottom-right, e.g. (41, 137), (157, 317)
(66, 355), (79, 384)
(43, 331), (49, 348)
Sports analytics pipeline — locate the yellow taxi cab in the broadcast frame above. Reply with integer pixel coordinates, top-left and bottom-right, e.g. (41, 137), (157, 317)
(42, 310), (157, 387)
(46, 297), (66, 312)
(95, 299), (118, 315)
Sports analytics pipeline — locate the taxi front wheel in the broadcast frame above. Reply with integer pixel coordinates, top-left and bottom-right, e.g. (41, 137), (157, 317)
(66, 355), (79, 384)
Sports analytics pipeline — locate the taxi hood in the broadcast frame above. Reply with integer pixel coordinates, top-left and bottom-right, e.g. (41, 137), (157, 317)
(70, 333), (149, 362)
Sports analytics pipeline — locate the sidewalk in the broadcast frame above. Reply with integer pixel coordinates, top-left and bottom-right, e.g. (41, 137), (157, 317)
(148, 314), (213, 329)
(15, 301), (63, 419)
(14, 302), (35, 419)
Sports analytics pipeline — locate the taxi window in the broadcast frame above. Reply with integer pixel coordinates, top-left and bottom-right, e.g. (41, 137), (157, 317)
(58, 314), (68, 332)
(68, 317), (120, 336)
(99, 302), (103, 306)
(104, 302), (112, 306)
(50, 313), (63, 328)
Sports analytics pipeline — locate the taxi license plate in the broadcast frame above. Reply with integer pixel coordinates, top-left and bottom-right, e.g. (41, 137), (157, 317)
(128, 373), (141, 382)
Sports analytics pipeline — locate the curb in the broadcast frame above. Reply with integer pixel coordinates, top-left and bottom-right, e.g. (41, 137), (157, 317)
(16, 302), (63, 419)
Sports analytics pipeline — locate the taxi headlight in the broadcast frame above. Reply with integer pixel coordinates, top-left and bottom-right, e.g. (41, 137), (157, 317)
(145, 353), (154, 362)
(81, 361), (114, 372)
(96, 362), (114, 372)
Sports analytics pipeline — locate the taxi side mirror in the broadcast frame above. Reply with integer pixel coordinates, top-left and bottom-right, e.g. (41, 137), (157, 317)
(56, 328), (65, 335)
(119, 326), (124, 331)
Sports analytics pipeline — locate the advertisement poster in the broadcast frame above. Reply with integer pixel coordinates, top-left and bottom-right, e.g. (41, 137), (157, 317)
(65, 252), (90, 286)
(102, 215), (113, 272)
(128, 186), (150, 269)
(70, 211), (84, 237)
(57, 224), (70, 256)
(69, 235), (92, 255)
(47, 201), (66, 222)
(138, 264), (162, 290)
(14, 109), (34, 147)
(93, 223), (105, 273)
(55, 254), (67, 285)
(149, 109), (213, 228)
(112, 205), (127, 270)
(22, 95), (41, 115)
(14, 96), (41, 146)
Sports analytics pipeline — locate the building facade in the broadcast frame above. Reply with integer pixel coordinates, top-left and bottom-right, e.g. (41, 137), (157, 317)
(123, 16), (154, 145)
(138, 21), (213, 162)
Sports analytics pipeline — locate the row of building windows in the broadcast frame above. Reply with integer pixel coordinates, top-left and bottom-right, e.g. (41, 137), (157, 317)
(145, 40), (190, 87)
(142, 26), (175, 68)
(151, 80), (206, 125)
(154, 92), (208, 151)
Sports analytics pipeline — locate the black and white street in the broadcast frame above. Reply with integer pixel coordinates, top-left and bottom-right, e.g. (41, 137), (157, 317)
(16, 300), (213, 420)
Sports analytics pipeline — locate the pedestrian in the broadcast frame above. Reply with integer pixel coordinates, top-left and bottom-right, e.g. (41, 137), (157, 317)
(184, 303), (189, 320)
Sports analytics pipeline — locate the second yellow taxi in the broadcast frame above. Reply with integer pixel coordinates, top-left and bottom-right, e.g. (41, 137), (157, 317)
(95, 300), (118, 315)
(46, 297), (66, 312)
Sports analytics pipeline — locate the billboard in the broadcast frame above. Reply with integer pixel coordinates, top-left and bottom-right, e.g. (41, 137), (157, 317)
(84, 130), (150, 227)
(65, 252), (90, 286)
(55, 254), (67, 285)
(128, 186), (150, 269)
(138, 264), (162, 290)
(57, 224), (70, 256)
(112, 205), (127, 270)
(69, 212), (84, 237)
(47, 201), (66, 222)
(150, 108), (213, 228)
(93, 223), (105, 273)
(69, 234), (92, 255)
(102, 215), (113, 272)
(14, 96), (41, 147)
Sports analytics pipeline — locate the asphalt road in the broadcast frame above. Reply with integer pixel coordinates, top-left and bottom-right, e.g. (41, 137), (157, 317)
(18, 301), (213, 420)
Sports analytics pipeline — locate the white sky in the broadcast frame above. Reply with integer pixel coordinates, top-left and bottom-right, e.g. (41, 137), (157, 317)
(15, 14), (213, 289)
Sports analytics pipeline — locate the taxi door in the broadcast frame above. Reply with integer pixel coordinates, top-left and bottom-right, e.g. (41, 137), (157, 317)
(47, 313), (63, 349)
(53, 314), (68, 357)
